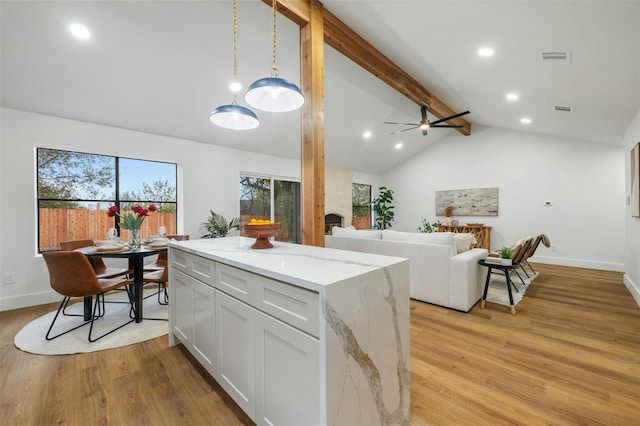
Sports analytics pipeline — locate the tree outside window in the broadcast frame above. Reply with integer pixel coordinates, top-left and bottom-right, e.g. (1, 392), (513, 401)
(240, 175), (301, 243)
(352, 183), (372, 229)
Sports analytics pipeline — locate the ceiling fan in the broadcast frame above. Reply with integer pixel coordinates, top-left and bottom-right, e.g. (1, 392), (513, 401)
(385, 105), (470, 136)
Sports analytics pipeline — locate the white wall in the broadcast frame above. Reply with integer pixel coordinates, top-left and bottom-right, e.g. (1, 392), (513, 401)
(623, 108), (640, 305)
(382, 125), (626, 272)
(0, 108), (300, 310)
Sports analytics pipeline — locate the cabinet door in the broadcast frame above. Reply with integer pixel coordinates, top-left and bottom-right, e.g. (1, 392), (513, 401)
(215, 290), (256, 419)
(191, 279), (216, 377)
(171, 269), (193, 346)
(255, 311), (320, 426)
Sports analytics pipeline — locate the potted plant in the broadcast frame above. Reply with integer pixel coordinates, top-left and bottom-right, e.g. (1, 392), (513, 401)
(497, 246), (514, 265)
(372, 186), (395, 230)
(200, 210), (240, 238)
(418, 217), (442, 233)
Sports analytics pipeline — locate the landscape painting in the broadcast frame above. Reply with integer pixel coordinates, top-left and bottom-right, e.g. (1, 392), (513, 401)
(436, 187), (499, 216)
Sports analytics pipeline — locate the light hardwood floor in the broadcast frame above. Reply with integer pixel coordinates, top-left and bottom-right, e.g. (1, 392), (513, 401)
(1, 264), (639, 425)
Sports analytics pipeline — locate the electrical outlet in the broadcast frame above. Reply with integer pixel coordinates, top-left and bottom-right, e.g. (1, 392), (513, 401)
(5, 273), (16, 284)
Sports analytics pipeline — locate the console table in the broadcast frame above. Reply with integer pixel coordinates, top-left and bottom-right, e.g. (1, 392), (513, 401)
(439, 224), (491, 250)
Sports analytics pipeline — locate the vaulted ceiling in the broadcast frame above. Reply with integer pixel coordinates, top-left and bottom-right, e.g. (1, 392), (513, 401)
(2, 1), (639, 175)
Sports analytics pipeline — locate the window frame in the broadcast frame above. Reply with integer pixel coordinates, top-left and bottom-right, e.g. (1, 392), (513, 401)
(36, 147), (178, 252)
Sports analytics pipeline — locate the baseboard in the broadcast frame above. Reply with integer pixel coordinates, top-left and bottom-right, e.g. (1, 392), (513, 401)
(532, 255), (625, 272)
(624, 274), (640, 308)
(0, 290), (59, 312)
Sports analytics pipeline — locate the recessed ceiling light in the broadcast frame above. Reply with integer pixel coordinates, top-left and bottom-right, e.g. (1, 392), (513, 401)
(395, 143), (403, 150)
(506, 93), (519, 101)
(69, 23), (91, 40)
(477, 47), (494, 57)
(229, 80), (242, 92)
(363, 131), (372, 139)
(520, 117), (532, 124)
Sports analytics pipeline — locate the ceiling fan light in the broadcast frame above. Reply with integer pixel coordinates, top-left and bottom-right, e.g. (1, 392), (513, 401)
(245, 77), (304, 112)
(209, 104), (260, 130)
(419, 122), (429, 130)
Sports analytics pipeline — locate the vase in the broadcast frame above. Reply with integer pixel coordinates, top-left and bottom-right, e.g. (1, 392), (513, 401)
(129, 228), (141, 248)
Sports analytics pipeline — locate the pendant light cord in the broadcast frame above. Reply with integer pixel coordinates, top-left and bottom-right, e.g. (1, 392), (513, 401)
(232, 0), (239, 104)
(271, 0), (279, 77)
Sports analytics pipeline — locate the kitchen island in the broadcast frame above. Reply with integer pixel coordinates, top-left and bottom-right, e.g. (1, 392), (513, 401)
(168, 237), (410, 426)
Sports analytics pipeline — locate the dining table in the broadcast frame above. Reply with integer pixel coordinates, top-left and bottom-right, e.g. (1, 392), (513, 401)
(75, 245), (167, 323)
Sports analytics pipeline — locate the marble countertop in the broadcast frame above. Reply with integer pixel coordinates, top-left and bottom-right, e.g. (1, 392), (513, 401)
(169, 236), (407, 292)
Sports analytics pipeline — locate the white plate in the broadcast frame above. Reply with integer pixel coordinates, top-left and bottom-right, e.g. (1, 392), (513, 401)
(148, 242), (168, 248)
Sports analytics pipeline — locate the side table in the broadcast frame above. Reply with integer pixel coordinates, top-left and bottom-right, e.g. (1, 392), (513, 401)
(478, 259), (520, 315)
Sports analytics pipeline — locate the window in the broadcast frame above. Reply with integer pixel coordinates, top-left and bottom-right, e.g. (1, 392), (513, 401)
(37, 148), (177, 251)
(352, 183), (372, 229)
(239, 175), (301, 243)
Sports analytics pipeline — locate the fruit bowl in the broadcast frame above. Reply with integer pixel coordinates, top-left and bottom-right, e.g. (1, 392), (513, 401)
(242, 223), (281, 249)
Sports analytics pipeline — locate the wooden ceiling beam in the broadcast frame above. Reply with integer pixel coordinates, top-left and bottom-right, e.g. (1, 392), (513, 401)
(322, 9), (471, 135)
(267, 0), (471, 135)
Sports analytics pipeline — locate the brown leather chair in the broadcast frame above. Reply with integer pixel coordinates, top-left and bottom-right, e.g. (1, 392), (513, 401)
(143, 234), (189, 306)
(144, 234), (189, 272)
(60, 239), (132, 279)
(42, 251), (134, 342)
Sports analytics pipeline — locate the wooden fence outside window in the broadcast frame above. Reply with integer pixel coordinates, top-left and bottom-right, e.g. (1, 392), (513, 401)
(39, 208), (176, 250)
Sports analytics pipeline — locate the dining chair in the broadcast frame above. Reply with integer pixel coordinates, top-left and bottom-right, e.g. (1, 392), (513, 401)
(42, 251), (135, 342)
(60, 239), (132, 279)
(144, 234), (189, 272)
(143, 234), (189, 307)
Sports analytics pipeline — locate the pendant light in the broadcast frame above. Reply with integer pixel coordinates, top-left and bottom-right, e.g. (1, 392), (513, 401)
(244, 0), (304, 112)
(210, 0), (259, 130)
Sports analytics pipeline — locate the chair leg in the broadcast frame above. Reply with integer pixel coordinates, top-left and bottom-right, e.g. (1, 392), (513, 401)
(158, 282), (168, 305)
(46, 297), (92, 340)
(88, 289), (135, 343)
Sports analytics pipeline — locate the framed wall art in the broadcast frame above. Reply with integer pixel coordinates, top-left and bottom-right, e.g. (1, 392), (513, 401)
(436, 187), (499, 216)
(632, 142), (640, 217)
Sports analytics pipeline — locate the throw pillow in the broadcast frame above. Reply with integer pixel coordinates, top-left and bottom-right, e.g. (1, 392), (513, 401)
(331, 226), (382, 239)
(454, 233), (474, 253)
(382, 230), (456, 256)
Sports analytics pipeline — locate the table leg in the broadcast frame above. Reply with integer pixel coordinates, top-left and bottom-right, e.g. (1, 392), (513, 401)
(480, 266), (492, 309)
(505, 270), (516, 315)
(131, 256), (144, 323)
(84, 296), (92, 321)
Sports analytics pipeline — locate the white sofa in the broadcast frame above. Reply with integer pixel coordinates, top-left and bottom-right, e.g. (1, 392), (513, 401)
(326, 228), (488, 312)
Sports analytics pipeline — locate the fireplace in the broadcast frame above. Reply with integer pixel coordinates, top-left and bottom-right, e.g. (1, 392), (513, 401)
(324, 214), (343, 234)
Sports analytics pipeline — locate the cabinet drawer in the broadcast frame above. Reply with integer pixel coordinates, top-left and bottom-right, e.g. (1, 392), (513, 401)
(253, 278), (319, 338)
(171, 249), (215, 286)
(217, 263), (319, 337)
(216, 263), (254, 303)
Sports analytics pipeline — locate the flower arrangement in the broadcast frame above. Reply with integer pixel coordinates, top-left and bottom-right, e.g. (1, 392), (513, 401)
(107, 204), (157, 230)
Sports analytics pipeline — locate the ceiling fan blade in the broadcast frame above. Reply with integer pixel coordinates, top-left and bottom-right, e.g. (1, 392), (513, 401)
(391, 126), (418, 135)
(430, 124), (464, 128)
(429, 110), (470, 126)
(384, 121), (420, 126)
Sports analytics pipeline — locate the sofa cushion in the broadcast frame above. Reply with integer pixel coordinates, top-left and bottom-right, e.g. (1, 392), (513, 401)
(454, 233), (474, 254)
(331, 226), (382, 239)
(382, 230), (456, 256)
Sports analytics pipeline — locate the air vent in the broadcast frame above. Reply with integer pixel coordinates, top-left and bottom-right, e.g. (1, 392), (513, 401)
(541, 50), (571, 63)
(554, 105), (573, 112)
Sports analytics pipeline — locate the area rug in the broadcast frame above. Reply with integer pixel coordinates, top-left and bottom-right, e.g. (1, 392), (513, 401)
(14, 290), (168, 355)
(484, 270), (537, 306)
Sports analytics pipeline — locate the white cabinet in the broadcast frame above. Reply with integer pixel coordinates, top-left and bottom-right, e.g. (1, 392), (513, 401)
(255, 310), (319, 426)
(215, 289), (256, 418)
(169, 253), (216, 378)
